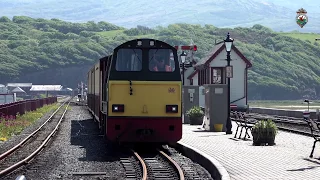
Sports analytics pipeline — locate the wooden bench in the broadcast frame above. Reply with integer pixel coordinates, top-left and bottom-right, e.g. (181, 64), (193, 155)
(232, 111), (257, 140)
(305, 118), (320, 158)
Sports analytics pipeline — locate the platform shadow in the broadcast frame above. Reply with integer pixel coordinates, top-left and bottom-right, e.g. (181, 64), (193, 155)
(303, 158), (320, 165)
(192, 127), (209, 132)
(286, 158), (320, 171)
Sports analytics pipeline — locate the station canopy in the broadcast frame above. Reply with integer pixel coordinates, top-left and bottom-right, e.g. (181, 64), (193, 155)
(30, 85), (63, 91)
(60, 88), (73, 91)
(7, 83), (32, 87)
(11, 87), (26, 93)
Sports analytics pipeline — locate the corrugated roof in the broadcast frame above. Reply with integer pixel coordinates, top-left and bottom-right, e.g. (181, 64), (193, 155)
(30, 85), (62, 91)
(11, 87), (26, 93)
(7, 83), (32, 87)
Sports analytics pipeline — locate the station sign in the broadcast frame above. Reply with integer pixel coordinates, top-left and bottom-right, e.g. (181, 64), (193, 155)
(226, 66), (233, 78)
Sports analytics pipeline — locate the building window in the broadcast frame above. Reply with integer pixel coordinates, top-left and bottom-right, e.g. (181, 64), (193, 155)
(190, 79), (193, 85)
(211, 67), (223, 84)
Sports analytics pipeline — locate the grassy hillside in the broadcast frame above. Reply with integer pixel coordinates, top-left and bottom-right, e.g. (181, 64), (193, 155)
(280, 32), (320, 42)
(0, 16), (319, 100)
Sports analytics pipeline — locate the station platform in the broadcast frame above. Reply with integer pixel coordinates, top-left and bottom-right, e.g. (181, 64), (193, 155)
(179, 122), (320, 180)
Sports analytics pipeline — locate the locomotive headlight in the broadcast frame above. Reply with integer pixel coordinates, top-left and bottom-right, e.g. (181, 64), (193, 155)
(112, 104), (124, 112)
(166, 105), (178, 113)
(150, 40), (154, 46)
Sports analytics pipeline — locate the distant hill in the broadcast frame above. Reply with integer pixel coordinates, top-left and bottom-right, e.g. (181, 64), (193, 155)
(0, 17), (319, 100)
(1, 0), (320, 33)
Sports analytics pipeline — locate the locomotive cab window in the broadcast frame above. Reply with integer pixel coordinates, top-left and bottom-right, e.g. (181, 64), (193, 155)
(116, 49), (142, 71)
(149, 49), (175, 72)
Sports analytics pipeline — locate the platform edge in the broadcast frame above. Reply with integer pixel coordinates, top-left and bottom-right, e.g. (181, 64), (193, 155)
(169, 141), (230, 180)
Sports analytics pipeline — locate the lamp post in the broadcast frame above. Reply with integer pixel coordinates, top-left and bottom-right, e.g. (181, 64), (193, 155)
(180, 51), (187, 85)
(304, 99), (310, 112)
(224, 32), (234, 135)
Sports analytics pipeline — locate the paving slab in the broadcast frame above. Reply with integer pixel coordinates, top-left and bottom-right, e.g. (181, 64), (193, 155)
(179, 122), (320, 180)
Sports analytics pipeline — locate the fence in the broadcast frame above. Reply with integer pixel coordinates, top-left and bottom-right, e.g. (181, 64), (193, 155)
(0, 97), (57, 118)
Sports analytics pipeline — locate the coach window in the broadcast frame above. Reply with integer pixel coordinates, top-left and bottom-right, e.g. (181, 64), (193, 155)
(149, 49), (175, 72)
(116, 49), (142, 71)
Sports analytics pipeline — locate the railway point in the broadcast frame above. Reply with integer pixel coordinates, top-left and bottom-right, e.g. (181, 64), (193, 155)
(177, 121), (320, 180)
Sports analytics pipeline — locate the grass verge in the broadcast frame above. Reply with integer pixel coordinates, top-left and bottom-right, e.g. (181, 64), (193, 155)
(0, 103), (59, 142)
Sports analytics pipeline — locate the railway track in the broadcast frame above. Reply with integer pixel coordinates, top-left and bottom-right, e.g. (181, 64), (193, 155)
(247, 113), (307, 124)
(121, 148), (185, 180)
(244, 113), (319, 137)
(0, 97), (72, 178)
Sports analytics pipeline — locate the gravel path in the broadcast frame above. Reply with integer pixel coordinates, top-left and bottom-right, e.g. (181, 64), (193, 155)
(5, 102), (125, 180)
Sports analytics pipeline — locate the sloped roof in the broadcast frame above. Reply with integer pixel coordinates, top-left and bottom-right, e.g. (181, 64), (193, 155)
(195, 42), (225, 66)
(0, 84), (5, 87)
(7, 83), (32, 87)
(30, 85), (62, 91)
(11, 87), (26, 93)
(61, 88), (73, 91)
(187, 41), (252, 79)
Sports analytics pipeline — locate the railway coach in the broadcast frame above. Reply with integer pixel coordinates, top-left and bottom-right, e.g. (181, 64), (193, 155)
(87, 39), (182, 144)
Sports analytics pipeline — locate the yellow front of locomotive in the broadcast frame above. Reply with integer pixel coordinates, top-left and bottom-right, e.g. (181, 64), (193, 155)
(106, 39), (183, 143)
(108, 81), (182, 117)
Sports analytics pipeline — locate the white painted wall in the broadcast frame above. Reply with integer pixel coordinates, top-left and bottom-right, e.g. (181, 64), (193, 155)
(0, 87), (8, 94)
(182, 67), (194, 85)
(208, 49), (247, 108)
(183, 46), (248, 108)
(192, 73), (198, 86)
(0, 94), (14, 105)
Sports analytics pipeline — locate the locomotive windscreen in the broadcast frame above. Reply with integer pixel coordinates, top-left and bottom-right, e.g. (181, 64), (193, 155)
(149, 49), (175, 72)
(116, 49), (142, 72)
(109, 47), (181, 81)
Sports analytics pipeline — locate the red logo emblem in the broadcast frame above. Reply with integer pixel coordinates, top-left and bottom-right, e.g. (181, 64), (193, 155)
(168, 88), (175, 93)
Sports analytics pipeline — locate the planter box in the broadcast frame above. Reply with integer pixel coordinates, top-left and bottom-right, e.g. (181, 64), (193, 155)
(190, 116), (203, 125)
(252, 131), (276, 146)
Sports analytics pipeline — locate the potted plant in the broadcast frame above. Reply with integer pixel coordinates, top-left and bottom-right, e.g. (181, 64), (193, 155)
(252, 119), (278, 146)
(186, 106), (204, 125)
